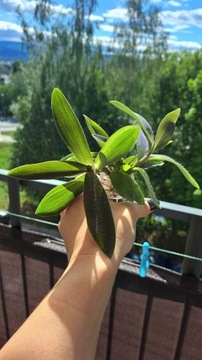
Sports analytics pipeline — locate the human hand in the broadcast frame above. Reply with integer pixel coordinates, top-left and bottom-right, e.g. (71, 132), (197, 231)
(58, 195), (151, 268)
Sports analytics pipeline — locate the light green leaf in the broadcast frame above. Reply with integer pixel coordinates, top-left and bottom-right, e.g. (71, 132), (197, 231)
(125, 155), (138, 167)
(8, 160), (87, 179)
(110, 171), (145, 203)
(95, 125), (140, 170)
(154, 108), (181, 151)
(84, 115), (108, 148)
(121, 164), (131, 172)
(142, 158), (164, 169)
(60, 153), (77, 162)
(110, 100), (153, 145)
(51, 88), (93, 166)
(149, 154), (200, 189)
(134, 167), (160, 208)
(84, 115), (109, 137)
(92, 134), (108, 147)
(83, 171), (115, 258)
(35, 175), (85, 216)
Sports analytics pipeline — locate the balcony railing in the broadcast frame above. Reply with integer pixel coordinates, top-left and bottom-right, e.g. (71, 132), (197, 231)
(1, 168), (202, 359)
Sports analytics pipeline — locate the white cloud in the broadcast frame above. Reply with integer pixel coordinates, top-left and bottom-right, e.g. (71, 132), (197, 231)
(103, 8), (128, 22)
(99, 24), (114, 33)
(49, 4), (73, 16)
(0, 0), (72, 16)
(0, 20), (22, 32)
(168, 38), (202, 51)
(161, 8), (202, 31)
(0, 20), (22, 41)
(89, 14), (104, 22)
(0, 0), (36, 12)
(168, 1), (181, 7)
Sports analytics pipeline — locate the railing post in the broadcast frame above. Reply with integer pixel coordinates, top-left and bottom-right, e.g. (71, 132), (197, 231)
(182, 215), (202, 278)
(7, 177), (21, 229)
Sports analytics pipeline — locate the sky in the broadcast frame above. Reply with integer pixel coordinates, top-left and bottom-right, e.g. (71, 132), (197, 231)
(0, 0), (202, 52)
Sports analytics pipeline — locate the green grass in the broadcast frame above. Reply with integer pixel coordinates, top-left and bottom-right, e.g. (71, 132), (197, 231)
(0, 141), (41, 214)
(0, 142), (35, 209)
(0, 142), (13, 169)
(1, 131), (15, 137)
(0, 142), (13, 209)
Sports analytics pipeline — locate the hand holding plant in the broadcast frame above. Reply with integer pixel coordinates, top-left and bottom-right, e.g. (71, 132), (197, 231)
(8, 88), (199, 258)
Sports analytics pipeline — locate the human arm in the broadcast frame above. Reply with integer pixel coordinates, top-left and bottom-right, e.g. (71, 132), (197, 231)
(0, 195), (150, 360)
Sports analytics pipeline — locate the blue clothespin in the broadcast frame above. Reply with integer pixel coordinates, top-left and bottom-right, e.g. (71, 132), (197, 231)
(139, 242), (150, 278)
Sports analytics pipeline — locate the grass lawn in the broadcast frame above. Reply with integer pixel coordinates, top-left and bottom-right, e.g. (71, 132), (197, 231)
(0, 142), (13, 169)
(0, 140), (39, 213)
(0, 142), (13, 209)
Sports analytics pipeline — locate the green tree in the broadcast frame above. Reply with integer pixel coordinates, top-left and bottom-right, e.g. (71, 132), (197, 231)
(146, 50), (202, 206)
(11, 0), (167, 167)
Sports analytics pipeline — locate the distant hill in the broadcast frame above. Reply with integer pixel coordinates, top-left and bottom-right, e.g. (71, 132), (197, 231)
(0, 41), (28, 62)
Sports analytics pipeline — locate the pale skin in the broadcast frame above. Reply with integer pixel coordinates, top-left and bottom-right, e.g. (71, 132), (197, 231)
(0, 195), (150, 360)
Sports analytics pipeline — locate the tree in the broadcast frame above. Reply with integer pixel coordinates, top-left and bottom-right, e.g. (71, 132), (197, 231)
(11, 0), (167, 168)
(145, 50), (202, 207)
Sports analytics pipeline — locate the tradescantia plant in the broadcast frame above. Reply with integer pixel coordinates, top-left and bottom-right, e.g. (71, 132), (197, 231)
(8, 88), (199, 258)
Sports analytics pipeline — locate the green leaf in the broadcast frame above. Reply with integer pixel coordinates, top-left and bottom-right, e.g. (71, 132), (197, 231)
(142, 158), (164, 169)
(125, 155), (138, 167)
(110, 100), (153, 145)
(51, 88), (93, 166)
(134, 167), (160, 208)
(95, 125), (140, 170)
(84, 115), (108, 148)
(8, 160), (87, 179)
(60, 153), (77, 162)
(83, 171), (115, 258)
(154, 108), (181, 151)
(110, 171), (145, 203)
(92, 134), (108, 148)
(84, 115), (109, 137)
(149, 154), (200, 189)
(121, 164), (131, 172)
(35, 175), (85, 216)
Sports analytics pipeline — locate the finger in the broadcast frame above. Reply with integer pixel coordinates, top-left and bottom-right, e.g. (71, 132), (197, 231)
(114, 200), (150, 221)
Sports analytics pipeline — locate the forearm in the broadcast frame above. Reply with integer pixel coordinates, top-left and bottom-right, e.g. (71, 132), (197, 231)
(0, 253), (117, 360)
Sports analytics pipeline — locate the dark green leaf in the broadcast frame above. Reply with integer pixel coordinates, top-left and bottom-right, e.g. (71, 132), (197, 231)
(134, 167), (160, 208)
(154, 108), (181, 151)
(8, 160), (87, 179)
(83, 171), (115, 258)
(35, 175), (85, 216)
(51, 88), (93, 166)
(110, 171), (144, 203)
(149, 154), (200, 189)
(95, 125), (140, 170)
(110, 100), (153, 145)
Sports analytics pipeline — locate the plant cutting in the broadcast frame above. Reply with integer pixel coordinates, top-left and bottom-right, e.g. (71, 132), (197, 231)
(8, 88), (199, 258)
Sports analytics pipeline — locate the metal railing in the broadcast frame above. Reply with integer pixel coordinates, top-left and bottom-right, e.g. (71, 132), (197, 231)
(1, 168), (202, 278)
(1, 169), (202, 359)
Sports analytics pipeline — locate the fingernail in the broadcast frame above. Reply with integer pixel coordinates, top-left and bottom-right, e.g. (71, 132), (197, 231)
(146, 199), (160, 211)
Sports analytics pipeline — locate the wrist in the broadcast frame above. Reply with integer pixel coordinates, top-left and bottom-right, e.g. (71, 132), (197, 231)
(67, 250), (119, 279)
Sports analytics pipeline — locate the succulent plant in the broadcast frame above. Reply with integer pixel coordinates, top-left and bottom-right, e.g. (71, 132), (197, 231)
(8, 88), (199, 258)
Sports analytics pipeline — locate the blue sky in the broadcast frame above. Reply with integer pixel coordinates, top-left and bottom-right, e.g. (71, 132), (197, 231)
(0, 0), (202, 52)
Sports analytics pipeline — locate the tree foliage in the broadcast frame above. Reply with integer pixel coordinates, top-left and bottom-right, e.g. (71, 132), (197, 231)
(9, 0), (202, 208)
